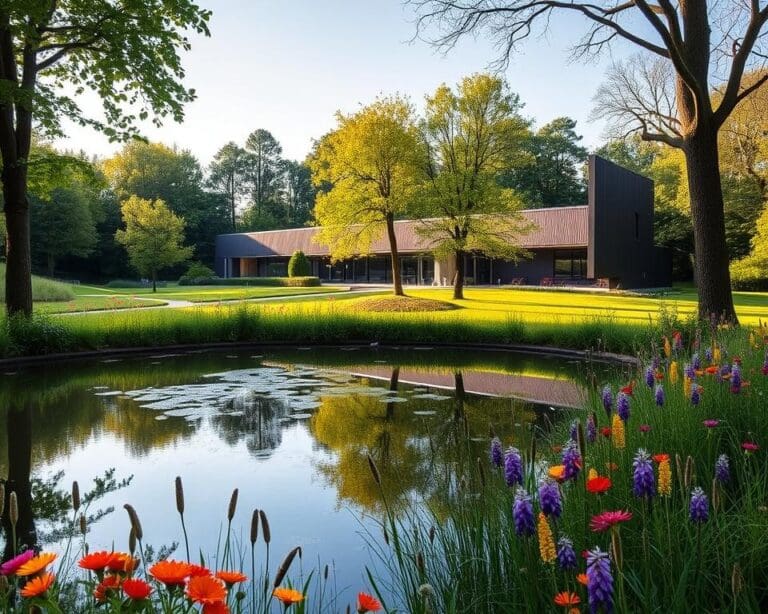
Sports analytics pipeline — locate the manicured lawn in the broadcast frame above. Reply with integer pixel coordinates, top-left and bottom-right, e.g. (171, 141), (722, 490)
(34, 295), (164, 314)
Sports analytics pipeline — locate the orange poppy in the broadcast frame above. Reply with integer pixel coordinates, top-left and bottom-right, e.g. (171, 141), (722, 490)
(203, 603), (231, 614)
(79, 551), (120, 572)
(216, 570), (247, 586)
(548, 465), (566, 481)
(16, 552), (57, 577)
(273, 587), (305, 607)
(554, 591), (581, 607)
(94, 575), (122, 602)
(122, 578), (152, 600)
(652, 453), (669, 463)
(576, 573), (589, 586)
(186, 574), (227, 605)
(705, 366), (719, 375)
(149, 560), (192, 586)
(586, 476), (612, 494)
(20, 572), (55, 598)
(358, 591), (382, 612)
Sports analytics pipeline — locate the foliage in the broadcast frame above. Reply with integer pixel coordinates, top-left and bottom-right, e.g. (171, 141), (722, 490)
(0, 264), (74, 303)
(176, 276), (321, 288)
(114, 197), (193, 291)
(731, 205), (768, 290)
(287, 251), (311, 278)
(419, 74), (533, 298)
(243, 128), (285, 222)
(208, 142), (251, 231)
(501, 116), (588, 206)
(178, 262), (215, 284)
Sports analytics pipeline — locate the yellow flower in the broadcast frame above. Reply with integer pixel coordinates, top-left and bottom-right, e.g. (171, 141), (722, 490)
(684, 376), (692, 399)
(713, 346), (721, 363)
(611, 414), (625, 450)
(669, 361), (679, 384)
(588, 468), (598, 481)
(537, 513), (556, 564)
(663, 336), (671, 359)
(658, 459), (672, 497)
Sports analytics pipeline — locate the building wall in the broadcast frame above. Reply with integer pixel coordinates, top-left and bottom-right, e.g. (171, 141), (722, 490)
(492, 250), (556, 285)
(588, 155), (671, 288)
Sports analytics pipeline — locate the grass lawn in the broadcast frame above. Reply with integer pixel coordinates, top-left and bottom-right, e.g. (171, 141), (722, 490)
(33, 295), (164, 314)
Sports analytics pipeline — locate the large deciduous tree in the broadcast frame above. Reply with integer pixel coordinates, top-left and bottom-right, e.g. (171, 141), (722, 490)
(309, 95), (422, 296)
(411, 1), (768, 322)
(0, 1), (209, 316)
(115, 196), (192, 292)
(420, 73), (532, 300)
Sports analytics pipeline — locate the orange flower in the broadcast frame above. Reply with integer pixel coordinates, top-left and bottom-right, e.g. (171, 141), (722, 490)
(357, 591), (382, 612)
(203, 603), (231, 614)
(94, 575), (122, 602)
(107, 553), (138, 574)
(554, 591), (581, 607)
(122, 578), (152, 600)
(186, 574), (227, 605)
(705, 366), (719, 375)
(605, 462), (619, 472)
(548, 465), (566, 481)
(273, 587), (305, 607)
(576, 573), (589, 586)
(79, 551), (116, 572)
(586, 476), (612, 494)
(652, 453), (669, 463)
(16, 552), (57, 577)
(20, 572), (55, 598)
(149, 560), (192, 586)
(188, 563), (212, 577)
(216, 570), (247, 586)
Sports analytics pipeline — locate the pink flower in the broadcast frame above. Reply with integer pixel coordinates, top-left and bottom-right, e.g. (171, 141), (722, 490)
(589, 510), (633, 532)
(703, 420), (720, 428)
(0, 550), (34, 576)
(638, 424), (651, 433)
(742, 442), (760, 453)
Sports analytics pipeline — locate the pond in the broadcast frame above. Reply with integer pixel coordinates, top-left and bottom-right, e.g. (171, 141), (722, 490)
(0, 346), (613, 604)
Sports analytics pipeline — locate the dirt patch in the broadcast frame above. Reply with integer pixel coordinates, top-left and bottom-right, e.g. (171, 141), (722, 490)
(351, 296), (459, 312)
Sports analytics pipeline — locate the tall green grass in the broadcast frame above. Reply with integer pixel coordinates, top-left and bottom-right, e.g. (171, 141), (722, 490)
(0, 263), (75, 302)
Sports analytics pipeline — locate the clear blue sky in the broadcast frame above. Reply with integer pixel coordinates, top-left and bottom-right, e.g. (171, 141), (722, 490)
(56, 0), (631, 165)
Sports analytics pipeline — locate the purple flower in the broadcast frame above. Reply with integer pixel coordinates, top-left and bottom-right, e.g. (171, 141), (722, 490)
(586, 547), (614, 613)
(731, 363), (742, 393)
(617, 392), (630, 422)
(556, 536), (577, 571)
(703, 419), (719, 428)
(569, 420), (579, 442)
(691, 383), (701, 406)
(562, 440), (581, 481)
(720, 364), (732, 378)
(654, 384), (665, 407)
(689, 487), (709, 523)
(692, 353), (701, 371)
(652, 355), (661, 370)
(715, 454), (730, 484)
(632, 449), (655, 499)
(586, 413), (597, 443)
(490, 437), (502, 468)
(513, 488), (535, 537)
(504, 446), (524, 487)
(705, 348), (712, 363)
(601, 385), (613, 417)
(645, 366), (654, 388)
(538, 479), (562, 519)
(684, 363), (695, 380)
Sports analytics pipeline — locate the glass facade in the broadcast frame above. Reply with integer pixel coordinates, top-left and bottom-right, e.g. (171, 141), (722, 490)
(553, 249), (588, 279)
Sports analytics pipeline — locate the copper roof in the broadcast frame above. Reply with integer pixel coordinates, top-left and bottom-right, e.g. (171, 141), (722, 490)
(216, 206), (588, 258)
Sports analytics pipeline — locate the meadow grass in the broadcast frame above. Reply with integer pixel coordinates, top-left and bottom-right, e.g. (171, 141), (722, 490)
(0, 263), (75, 302)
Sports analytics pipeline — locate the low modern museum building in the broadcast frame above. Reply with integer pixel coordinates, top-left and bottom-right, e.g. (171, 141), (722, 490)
(214, 156), (672, 289)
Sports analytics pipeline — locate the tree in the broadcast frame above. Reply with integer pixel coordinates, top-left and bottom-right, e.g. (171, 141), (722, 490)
(0, 1), (210, 316)
(115, 196), (192, 292)
(411, 2), (768, 322)
(502, 117), (588, 206)
(103, 142), (229, 265)
(420, 74), (533, 300)
(594, 135), (660, 177)
(244, 129), (284, 220)
(208, 142), (250, 231)
(281, 160), (315, 227)
(731, 204), (768, 288)
(310, 95), (422, 296)
(288, 251), (311, 277)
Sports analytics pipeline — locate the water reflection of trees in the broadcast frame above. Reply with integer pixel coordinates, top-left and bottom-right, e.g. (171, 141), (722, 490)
(210, 395), (289, 457)
(310, 369), (542, 515)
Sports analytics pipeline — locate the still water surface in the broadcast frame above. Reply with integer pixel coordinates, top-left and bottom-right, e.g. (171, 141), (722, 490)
(0, 346), (602, 603)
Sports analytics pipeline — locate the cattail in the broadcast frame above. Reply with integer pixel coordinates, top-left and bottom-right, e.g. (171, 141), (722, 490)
(476, 457), (486, 488)
(367, 454), (381, 486)
(259, 509), (271, 544)
(72, 481), (81, 513)
(123, 504), (143, 541)
(731, 563), (744, 597)
(273, 546), (301, 588)
(675, 454), (684, 493)
(346, 605), (351, 614)
(250, 509), (259, 545)
(79, 514), (87, 536)
(684, 455), (695, 492)
(429, 526), (436, 544)
(227, 488), (239, 521)
(416, 551), (425, 574)
(175, 477), (185, 515)
(323, 564), (329, 580)
(383, 525), (389, 545)
(128, 527), (137, 554)
(9, 492), (18, 528)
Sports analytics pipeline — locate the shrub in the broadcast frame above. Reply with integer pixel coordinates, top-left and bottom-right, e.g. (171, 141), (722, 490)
(288, 250), (311, 277)
(730, 260), (768, 291)
(104, 279), (167, 289)
(177, 276), (321, 287)
(178, 261), (215, 285)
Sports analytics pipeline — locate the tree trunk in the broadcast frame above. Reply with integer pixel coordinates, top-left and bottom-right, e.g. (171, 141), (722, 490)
(684, 130), (738, 323)
(152, 270), (157, 293)
(453, 250), (465, 300)
(3, 172), (33, 316)
(385, 214), (404, 296)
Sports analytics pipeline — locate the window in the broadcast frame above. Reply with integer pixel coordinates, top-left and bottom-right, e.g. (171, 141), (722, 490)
(553, 250), (588, 279)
